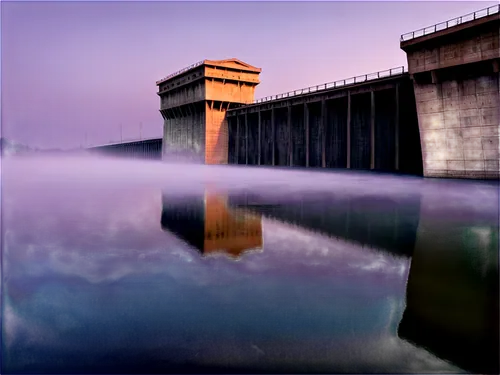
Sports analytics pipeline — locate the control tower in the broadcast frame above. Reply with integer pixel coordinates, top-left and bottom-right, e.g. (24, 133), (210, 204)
(156, 59), (261, 164)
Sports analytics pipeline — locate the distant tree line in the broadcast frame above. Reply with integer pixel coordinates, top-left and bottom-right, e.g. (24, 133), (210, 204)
(0, 138), (83, 156)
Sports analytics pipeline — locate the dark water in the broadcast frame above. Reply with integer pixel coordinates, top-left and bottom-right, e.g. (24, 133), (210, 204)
(1, 156), (498, 374)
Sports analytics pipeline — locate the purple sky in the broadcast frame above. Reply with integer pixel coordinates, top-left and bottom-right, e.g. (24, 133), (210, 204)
(1, 1), (496, 149)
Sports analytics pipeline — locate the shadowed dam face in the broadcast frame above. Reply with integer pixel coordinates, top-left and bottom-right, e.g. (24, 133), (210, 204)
(226, 76), (424, 176)
(1, 154), (498, 374)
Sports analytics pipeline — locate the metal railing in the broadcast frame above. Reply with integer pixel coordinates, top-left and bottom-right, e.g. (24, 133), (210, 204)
(253, 66), (406, 104)
(88, 137), (162, 149)
(400, 4), (500, 42)
(156, 60), (205, 85)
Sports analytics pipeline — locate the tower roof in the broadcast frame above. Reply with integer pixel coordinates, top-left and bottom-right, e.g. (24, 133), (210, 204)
(156, 58), (261, 85)
(203, 58), (262, 73)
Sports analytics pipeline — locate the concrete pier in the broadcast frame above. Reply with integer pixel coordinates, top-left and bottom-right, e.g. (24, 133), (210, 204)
(400, 7), (500, 178)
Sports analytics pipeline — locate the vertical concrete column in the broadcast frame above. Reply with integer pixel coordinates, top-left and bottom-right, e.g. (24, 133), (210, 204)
(493, 60), (499, 73)
(287, 104), (292, 166)
(271, 107), (276, 166)
(304, 102), (309, 167)
(395, 84), (400, 171)
(245, 112), (249, 165)
(190, 104), (195, 157)
(321, 99), (327, 168)
(347, 91), (351, 169)
(258, 110), (262, 165)
(172, 108), (177, 150)
(236, 114), (240, 164)
(370, 91), (376, 170)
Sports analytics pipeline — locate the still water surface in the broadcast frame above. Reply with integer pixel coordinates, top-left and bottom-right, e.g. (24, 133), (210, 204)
(1, 156), (498, 374)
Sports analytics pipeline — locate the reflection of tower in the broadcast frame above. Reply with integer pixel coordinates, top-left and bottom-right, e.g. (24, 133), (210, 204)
(204, 194), (262, 258)
(161, 192), (263, 259)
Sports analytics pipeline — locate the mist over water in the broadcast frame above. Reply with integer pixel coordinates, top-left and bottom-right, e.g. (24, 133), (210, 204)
(1, 154), (498, 374)
(3, 153), (498, 205)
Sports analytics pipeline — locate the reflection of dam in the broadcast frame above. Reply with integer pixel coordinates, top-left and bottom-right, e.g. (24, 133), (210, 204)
(161, 193), (263, 258)
(227, 191), (421, 257)
(398, 222), (499, 374)
(159, 187), (499, 374)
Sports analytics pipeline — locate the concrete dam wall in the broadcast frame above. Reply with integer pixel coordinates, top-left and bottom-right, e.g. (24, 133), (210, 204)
(226, 73), (423, 175)
(151, 5), (500, 179)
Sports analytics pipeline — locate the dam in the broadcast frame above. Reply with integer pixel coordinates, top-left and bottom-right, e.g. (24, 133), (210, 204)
(92, 5), (499, 180)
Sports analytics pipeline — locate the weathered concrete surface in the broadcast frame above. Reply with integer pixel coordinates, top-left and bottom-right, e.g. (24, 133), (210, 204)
(160, 103), (205, 162)
(157, 59), (261, 164)
(401, 13), (500, 179)
(401, 13), (500, 73)
(205, 101), (230, 164)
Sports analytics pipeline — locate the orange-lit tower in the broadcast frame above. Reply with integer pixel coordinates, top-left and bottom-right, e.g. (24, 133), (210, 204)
(156, 59), (261, 164)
